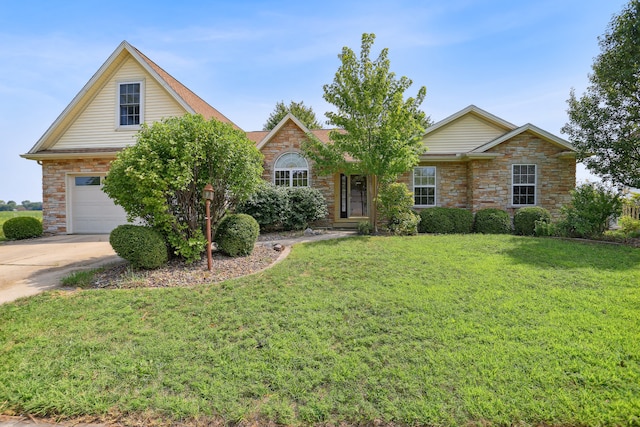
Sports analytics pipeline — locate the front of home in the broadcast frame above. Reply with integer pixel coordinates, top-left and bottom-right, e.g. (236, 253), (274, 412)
(22, 41), (576, 234)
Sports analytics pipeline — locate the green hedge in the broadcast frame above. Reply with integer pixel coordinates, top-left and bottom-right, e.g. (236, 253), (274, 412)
(237, 184), (327, 231)
(514, 206), (551, 236)
(109, 225), (168, 269)
(418, 207), (473, 234)
(2, 216), (43, 240)
(473, 208), (512, 234)
(214, 214), (260, 257)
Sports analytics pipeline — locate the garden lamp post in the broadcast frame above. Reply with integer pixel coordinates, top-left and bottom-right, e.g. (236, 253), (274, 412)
(203, 183), (214, 271)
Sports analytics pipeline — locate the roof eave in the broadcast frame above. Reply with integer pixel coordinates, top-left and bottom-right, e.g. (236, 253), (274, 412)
(419, 152), (502, 162)
(21, 151), (121, 161)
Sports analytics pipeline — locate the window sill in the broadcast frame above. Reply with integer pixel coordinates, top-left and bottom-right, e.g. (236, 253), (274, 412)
(116, 125), (141, 131)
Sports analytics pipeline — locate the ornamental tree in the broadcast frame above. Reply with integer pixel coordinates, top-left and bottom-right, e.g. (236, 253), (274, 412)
(562, 0), (640, 187)
(103, 114), (263, 262)
(263, 100), (322, 130)
(303, 33), (429, 231)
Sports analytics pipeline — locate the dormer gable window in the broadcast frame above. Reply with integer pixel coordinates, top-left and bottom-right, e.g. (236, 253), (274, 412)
(117, 81), (144, 128)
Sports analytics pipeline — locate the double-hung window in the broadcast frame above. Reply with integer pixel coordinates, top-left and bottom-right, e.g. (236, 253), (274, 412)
(118, 82), (142, 127)
(413, 166), (436, 206)
(274, 153), (309, 187)
(512, 164), (536, 205)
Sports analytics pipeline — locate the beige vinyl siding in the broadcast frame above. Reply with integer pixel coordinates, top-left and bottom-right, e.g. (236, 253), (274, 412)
(54, 57), (187, 150)
(423, 114), (508, 154)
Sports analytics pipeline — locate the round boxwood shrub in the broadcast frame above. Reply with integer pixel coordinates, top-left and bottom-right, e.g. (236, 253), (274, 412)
(2, 216), (43, 240)
(109, 225), (168, 269)
(214, 213), (260, 257)
(418, 207), (474, 234)
(418, 207), (453, 233)
(514, 206), (551, 236)
(449, 208), (474, 233)
(473, 208), (512, 234)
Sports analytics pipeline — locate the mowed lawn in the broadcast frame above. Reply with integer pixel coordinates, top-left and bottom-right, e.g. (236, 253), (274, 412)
(0, 211), (42, 241)
(0, 234), (639, 426)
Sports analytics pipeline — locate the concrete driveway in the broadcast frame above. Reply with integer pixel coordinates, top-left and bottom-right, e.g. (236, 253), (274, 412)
(0, 235), (121, 305)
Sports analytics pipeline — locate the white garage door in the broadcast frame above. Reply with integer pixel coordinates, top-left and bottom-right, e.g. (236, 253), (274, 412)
(70, 175), (129, 234)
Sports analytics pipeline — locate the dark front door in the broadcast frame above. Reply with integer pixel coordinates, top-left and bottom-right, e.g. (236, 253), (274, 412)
(340, 174), (368, 218)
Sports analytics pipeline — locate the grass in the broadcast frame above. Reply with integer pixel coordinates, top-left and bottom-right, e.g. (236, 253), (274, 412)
(60, 267), (105, 288)
(1, 234), (639, 426)
(0, 211), (42, 241)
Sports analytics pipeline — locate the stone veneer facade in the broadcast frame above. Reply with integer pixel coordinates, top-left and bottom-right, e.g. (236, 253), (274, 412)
(40, 130), (575, 234)
(260, 121), (335, 226)
(41, 158), (114, 234)
(399, 132), (575, 218)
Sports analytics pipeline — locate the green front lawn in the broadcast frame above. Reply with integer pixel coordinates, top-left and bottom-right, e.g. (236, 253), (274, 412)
(0, 211), (42, 241)
(1, 235), (639, 426)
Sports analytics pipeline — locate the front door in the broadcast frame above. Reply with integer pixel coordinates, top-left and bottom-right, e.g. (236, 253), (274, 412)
(340, 174), (368, 218)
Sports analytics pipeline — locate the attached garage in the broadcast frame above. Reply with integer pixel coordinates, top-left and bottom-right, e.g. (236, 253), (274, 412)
(68, 175), (128, 234)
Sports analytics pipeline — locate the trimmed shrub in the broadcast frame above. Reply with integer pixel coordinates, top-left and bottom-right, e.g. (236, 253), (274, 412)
(214, 214), (260, 257)
(473, 208), (512, 234)
(357, 221), (374, 235)
(418, 207), (453, 234)
(418, 207), (473, 234)
(109, 225), (168, 269)
(449, 208), (474, 234)
(236, 183), (288, 231)
(237, 184), (328, 231)
(2, 216), (43, 240)
(387, 211), (420, 236)
(284, 186), (328, 230)
(513, 206), (552, 236)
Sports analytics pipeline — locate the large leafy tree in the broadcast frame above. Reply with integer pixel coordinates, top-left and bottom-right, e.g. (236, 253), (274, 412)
(104, 114), (263, 262)
(303, 33), (429, 230)
(263, 100), (322, 130)
(562, 0), (640, 187)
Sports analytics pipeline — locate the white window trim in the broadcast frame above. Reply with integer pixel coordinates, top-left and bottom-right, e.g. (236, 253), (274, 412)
(115, 79), (145, 130)
(273, 152), (310, 187)
(413, 166), (437, 207)
(511, 164), (537, 206)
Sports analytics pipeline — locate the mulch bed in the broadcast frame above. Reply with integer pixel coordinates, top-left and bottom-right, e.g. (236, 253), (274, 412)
(88, 231), (304, 289)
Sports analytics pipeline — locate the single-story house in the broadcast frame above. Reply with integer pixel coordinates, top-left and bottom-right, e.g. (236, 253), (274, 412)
(22, 41), (576, 234)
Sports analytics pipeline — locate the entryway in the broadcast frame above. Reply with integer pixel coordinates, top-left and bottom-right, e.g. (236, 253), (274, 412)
(339, 174), (369, 219)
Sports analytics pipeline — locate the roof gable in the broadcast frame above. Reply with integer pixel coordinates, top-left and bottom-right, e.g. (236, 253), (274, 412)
(25, 41), (237, 156)
(255, 113), (310, 150)
(425, 105), (517, 136)
(422, 105), (575, 156)
(472, 123), (576, 153)
(423, 105), (517, 154)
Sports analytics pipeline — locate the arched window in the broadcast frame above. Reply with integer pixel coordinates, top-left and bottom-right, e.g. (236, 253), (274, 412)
(274, 152), (309, 187)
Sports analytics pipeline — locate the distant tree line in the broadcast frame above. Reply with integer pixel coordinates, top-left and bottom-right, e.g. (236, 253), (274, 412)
(0, 200), (42, 211)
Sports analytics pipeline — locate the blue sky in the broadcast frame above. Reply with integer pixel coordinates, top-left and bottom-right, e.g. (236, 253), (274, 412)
(0, 0), (628, 203)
